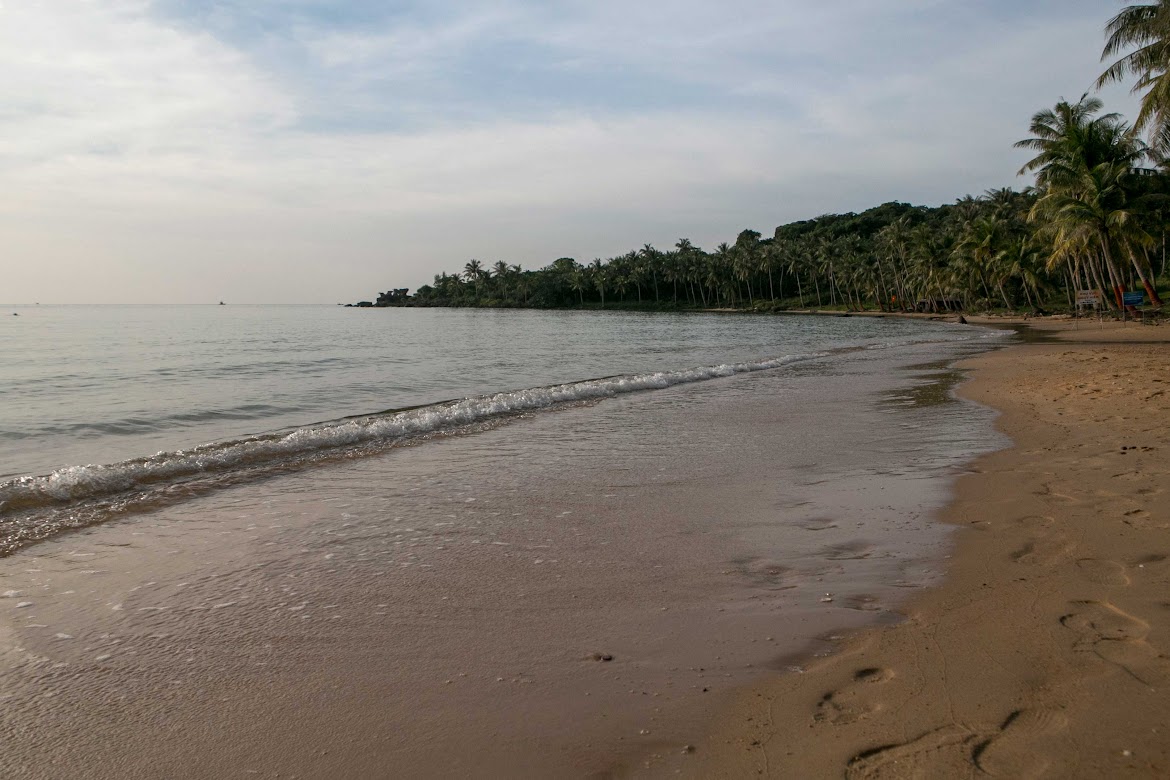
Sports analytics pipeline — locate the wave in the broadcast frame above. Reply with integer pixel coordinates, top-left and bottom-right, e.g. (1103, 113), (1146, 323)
(0, 352), (821, 517)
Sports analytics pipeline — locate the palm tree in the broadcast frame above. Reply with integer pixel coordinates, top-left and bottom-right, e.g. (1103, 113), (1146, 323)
(673, 239), (693, 304)
(1000, 237), (1047, 310)
(1018, 95), (1163, 307)
(590, 259), (607, 307)
(612, 271), (630, 302)
(1033, 160), (1150, 307)
(1014, 96), (1138, 186)
(626, 251), (645, 302)
(639, 244), (661, 302)
(463, 259), (485, 299)
(569, 268), (588, 305)
(714, 243), (734, 305)
(953, 215), (1006, 305)
(781, 241), (807, 308)
(492, 261), (511, 299)
(1097, 2), (1170, 153)
(878, 218), (914, 310)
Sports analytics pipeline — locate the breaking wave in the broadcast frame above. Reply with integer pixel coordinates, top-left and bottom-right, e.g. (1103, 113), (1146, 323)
(0, 353), (820, 518)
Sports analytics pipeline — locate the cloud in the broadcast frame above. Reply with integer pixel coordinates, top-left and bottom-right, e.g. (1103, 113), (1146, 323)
(0, 0), (1146, 302)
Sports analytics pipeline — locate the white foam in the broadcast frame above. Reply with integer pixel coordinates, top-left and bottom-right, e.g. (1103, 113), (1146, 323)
(1, 353), (821, 512)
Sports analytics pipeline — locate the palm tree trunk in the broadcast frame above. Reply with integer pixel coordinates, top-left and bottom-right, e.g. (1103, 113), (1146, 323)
(1162, 231), (1167, 279)
(1099, 239), (1126, 309)
(1162, 231), (1166, 280)
(1088, 254), (1117, 311)
(997, 281), (1012, 310)
(1132, 248), (1163, 306)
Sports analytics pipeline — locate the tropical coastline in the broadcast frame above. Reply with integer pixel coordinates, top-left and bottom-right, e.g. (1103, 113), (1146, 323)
(349, 7), (1170, 326)
(9, 3), (1170, 778)
(670, 318), (1170, 779)
(0, 309), (1006, 778)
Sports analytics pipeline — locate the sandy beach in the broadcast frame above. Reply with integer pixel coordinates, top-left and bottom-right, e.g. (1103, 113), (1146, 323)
(3, 315), (1167, 778)
(0, 328), (998, 779)
(678, 318), (1170, 778)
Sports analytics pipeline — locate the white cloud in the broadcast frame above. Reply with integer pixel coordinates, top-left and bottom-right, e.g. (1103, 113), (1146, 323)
(0, 1), (292, 162)
(0, 0), (1147, 303)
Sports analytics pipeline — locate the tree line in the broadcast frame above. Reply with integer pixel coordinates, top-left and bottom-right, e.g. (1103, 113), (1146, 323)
(363, 3), (1170, 315)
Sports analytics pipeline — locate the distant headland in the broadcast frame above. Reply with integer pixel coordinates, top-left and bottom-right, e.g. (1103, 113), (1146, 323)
(351, 175), (1170, 317)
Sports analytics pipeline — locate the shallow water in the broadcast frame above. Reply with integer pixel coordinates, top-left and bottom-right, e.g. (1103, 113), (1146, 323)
(1, 306), (1003, 553)
(0, 309), (1008, 777)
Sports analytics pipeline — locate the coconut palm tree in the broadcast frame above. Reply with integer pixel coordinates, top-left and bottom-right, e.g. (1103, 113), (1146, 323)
(638, 244), (661, 302)
(1032, 160), (1150, 307)
(569, 268), (588, 305)
(1097, 2), (1170, 153)
(1018, 94), (1164, 307)
(953, 215), (1006, 305)
(463, 259), (485, 299)
(590, 259), (607, 307)
(1014, 96), (1138, 186)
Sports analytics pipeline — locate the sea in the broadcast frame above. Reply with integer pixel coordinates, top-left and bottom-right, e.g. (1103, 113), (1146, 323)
(0, 305), (1011, 776)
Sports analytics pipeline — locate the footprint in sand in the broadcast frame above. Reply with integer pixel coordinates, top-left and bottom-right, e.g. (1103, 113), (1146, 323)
(1034, 484), (1079, 505)
(1012, 515), (1056, 529)
(1075, 558), (1130, 587)
(853, 667), (893, 684)
(1122, 506), (1169, 529)
(971, 708), (1069, 778)
(846, 724), (989, 779)
(813, 668), (893, 726)
(1010, 535), (1073, 566)
(846, 708), (1067, 780)
(1060, 600), (1170, 687)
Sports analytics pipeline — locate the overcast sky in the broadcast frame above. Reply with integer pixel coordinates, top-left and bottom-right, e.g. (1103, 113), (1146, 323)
(1, 0), (1144, 303)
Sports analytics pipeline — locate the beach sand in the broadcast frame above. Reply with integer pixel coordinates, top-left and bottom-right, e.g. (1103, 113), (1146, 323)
(0, 340), (993, 778)
(4, 317), (1165, 778)
(676, 318), (1170, 778)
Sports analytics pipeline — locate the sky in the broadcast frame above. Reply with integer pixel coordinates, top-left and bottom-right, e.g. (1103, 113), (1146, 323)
(0, 0), (1145, 303)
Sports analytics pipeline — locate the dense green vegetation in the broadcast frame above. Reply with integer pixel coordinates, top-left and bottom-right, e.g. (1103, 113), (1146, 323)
(365, 3), (1170, 315)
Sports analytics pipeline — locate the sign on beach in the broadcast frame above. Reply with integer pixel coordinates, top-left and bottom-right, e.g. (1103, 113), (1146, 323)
(1123, 291), (1145, 307)
(1075, 290), (1102, 307)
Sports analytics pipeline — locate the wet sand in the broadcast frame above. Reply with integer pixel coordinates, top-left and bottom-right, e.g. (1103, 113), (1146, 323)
(681, 318), (1170, 778)
(0, 339), (999, 778)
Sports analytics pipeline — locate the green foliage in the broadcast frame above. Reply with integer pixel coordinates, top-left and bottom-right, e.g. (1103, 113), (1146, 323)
(391, 156), (1170, 314)
(370, 8), (1170, 315)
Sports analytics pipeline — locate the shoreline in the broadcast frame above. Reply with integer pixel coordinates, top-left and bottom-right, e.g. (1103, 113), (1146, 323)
(0, 323), (1000, 778)
(671, 319), (1170, 778)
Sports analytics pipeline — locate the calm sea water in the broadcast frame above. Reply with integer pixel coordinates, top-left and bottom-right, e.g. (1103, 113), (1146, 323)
(0, 305), (1004, 553)
(0, 305), (1012, 775)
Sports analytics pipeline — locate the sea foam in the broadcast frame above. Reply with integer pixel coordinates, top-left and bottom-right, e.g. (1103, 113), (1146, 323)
(0, 353), (820, 514)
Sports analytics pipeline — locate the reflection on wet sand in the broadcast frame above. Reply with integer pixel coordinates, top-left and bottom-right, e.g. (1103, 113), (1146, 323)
(0, 339), (1003, 778)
